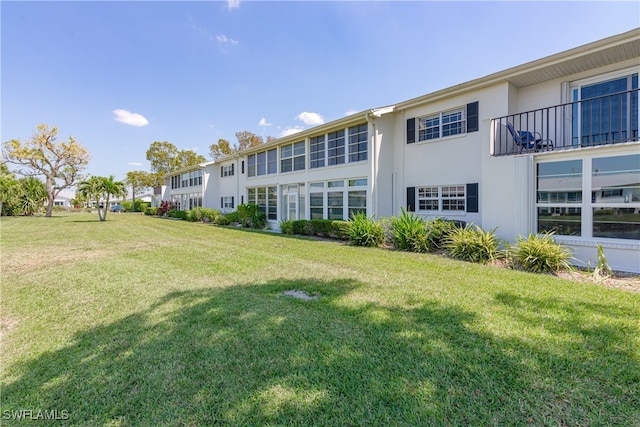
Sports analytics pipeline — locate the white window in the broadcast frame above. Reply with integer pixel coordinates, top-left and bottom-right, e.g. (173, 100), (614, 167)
(247, 186), (278, 220)
(328, 130), (345, 166)
(418, 187), (439, 211)
(310, 135), (325, 169)
(222, 196), (234, 209)
(569, 71), (638, 146)
(281, 141), (305, 173)
(537, 154), (640, 240)
(418, 107), (466, 142)
(418, 185), (465, 212)
(222, 165), (234, 177)
(442, 185), (465, 211)
(348, 124), (368, 162)
(308, 178), (367, 220)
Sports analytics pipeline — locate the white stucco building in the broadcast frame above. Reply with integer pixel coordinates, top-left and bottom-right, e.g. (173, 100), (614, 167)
(162, 29), (640, 272)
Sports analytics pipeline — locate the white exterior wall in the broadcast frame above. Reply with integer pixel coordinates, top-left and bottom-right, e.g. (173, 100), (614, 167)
(484, 62), (640, 272)
(242, 124), (372, 228)
(159, 31), (639, 272)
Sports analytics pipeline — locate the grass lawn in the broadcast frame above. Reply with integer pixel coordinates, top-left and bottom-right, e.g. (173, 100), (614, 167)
(1, 213), (639, 426)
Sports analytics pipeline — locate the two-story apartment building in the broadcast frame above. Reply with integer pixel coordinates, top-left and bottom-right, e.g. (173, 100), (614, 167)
(162, 29), (639, 272)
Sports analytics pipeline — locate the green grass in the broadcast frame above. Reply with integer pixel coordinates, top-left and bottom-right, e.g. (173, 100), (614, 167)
(1, 214), (639, 426)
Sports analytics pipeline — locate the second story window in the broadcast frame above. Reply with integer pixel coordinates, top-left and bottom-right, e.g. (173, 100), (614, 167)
(222, 164), (234, 177)
(418, 108), (465, 142)
(281, 141), (305, 173)
(348, 123), (368, 162)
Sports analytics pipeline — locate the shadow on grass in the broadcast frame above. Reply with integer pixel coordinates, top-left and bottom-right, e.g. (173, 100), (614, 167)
(3, 279), (639, 425)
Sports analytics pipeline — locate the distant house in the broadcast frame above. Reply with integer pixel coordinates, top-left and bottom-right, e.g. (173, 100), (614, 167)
(52, 188), (74, 208)
(161, 29), (640, 273)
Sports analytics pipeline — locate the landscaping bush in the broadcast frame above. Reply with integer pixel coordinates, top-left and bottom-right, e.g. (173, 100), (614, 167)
(145, 207), (159, 216)
(445, 224), (501, 264)
(331, 221), (351, 240)
(159, 201), (174, 216)
(167, 210), (190, 221)
(224, 211), (240, 224)
(288, 220), (307, 235)
(214, 215), (231, 225)
(348, 212), (385, 247)
(189, 207), (221, 223)
(120, 200), (149, 213)
(513, 232), (572, 273)
(309, 219), (335, 236)
(201, 208), (221, 223)
(280, 220), (294, 235)
(426, 218), (462, 251)
(236, 204), (267, 229)
(389, 208), (429, 252)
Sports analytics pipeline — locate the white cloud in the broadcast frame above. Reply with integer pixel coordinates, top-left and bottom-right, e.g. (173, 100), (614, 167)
(112, 109), (149, 127)
(216, 34), (239, 46)
(345, 110), (359, 116)
(259, 117), (272, 127)
(280, 127), (304, 137)
(227, 0), (240, 10)
(128, 162), (143, 166)
(296, 111), (324, 126)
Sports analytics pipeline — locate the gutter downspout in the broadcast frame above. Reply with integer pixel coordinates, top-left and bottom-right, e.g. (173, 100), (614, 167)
(235, 153), (240, 210)
(366, 112), (378, 218)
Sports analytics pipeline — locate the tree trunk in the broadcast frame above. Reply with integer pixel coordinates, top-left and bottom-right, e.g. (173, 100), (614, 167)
(132, 191), (136, 213)
(45, 178), (55, 217)
(101, 195), (109, 221)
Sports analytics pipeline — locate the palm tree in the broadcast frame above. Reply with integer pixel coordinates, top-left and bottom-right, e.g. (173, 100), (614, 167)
(0, 175), (19, 216)
(77, 175), (126, 221)
(18, 177), (47, 216)
(101, 175), (126, 221)
(77, 176), (105, 220)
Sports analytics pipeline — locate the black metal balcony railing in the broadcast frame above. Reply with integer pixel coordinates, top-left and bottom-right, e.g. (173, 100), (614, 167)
(491, 89), (639, 156)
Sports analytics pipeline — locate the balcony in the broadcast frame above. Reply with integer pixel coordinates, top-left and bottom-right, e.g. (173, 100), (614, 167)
(491, 89), (639, 156)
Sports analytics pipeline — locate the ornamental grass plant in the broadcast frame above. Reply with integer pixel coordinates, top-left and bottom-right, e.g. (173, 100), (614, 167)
(445, 224), (501, 264)
(513, 232), (573, 273)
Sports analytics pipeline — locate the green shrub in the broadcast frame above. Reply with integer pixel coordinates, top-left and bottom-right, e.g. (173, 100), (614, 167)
(445, 225), (501, 264)
(280, 220), (294, 235)
(199, 208), (221, 223)
(331, 221), (351, 240)
(309, 219), (334, 236)
(236, 204), (267, 229)
(214, 215), (231, 225)
(224, 211), (240, 224)
(513, 232), (572, 273)
(290, 220), (310, 235)
(389, 209), (429, 252)
(426, 218), (462, 250)
(348, 212), (385, 247)
(168, 210), (189, 221)
(190, 207), (203, 222)
(120, 200), (149, 213)
(145, 207), (159, 216)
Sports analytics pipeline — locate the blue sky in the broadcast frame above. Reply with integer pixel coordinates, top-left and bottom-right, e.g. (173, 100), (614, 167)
(2, 1), (639, 182)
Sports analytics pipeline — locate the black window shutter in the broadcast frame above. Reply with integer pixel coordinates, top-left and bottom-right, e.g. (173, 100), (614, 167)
(220, 167), (223, 178)
(467, 102), (479, 133)
(406, 187), (416, 212)
(220, 197), (223, 208)
(231, 163), (235, 176)
(407, 118), (416, 144)
(241, 161), (245, 174)
(466, 183), (479, 212)
(241, 195), (244, 204)
(231, 196), (234, 209)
